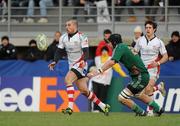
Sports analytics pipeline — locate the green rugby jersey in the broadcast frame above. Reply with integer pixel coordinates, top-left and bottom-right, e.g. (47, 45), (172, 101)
(111, 43), (148, 76)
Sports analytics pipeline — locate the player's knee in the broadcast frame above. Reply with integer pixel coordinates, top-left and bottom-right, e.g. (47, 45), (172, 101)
(65, 77), (72, 86)
(80, 89), (89, 96)
(64, 76), (68, 83)
(118, 90), (131, 104)
(118, 95), (128, 104)
(145, 86), (153, 95)
(118, 95), (124, 102)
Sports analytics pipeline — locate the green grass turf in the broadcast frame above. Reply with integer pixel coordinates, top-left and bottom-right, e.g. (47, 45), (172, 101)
(0, 112), (179, 126)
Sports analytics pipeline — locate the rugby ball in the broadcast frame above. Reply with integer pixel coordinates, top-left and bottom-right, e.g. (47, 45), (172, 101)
(36, 33), (48, 51)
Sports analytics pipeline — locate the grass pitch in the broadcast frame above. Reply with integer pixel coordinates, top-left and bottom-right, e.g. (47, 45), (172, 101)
(0, 112), (179, 126)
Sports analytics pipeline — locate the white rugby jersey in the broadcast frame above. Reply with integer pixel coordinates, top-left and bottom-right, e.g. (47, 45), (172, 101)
(134, 35), (167, 66)
(58, 32), (89, 68)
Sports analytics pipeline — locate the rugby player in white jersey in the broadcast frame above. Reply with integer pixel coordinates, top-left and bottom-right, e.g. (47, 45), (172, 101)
(48, 19), (110, 115)
(134, 20), (168, 116)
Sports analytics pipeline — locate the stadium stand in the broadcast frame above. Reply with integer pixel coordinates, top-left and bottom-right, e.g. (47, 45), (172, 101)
(0, 0), (179, 47)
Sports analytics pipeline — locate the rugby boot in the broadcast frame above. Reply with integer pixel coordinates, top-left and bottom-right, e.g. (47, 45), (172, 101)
(159, 81), (166, 97)
(135, 111), (147, 117)
(155, 108), (164, 117)
(103, 104), (110, 116)
(62, 107), (73, 115)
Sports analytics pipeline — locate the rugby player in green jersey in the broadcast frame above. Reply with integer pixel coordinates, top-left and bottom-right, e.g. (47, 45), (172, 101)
(88, 34), (164, 116)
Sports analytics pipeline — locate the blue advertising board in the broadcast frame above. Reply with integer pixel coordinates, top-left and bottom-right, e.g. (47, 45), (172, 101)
(0, 60), (180, 112)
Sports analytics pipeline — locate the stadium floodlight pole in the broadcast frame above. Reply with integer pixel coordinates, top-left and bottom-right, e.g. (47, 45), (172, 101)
(7, 0), (11, 38)
(59, 0), (62, 32)
(111, 0), (115, 33)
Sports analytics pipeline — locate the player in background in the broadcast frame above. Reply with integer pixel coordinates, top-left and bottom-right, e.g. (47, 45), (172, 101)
(88, 34), (164, 116)
(48, 19), (110, 115)
(134, 20), (168, 116)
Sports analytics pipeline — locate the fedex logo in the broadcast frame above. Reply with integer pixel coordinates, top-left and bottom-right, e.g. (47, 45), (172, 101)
(0, 77), (88, 112)
(154, 88), (180, 112)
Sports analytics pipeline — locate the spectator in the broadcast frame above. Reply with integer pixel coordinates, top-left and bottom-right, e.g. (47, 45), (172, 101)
(85, 0), (96, 23)
(169, 0), (180, 15)
(0, 0), (7, 23)
(72, 0), (86, 20)
(63, 0), (73, 6)
(166, 31), (180, 61)
(0, 0), (29, 23)
(73, 0), (96, 23)
(126, 0), (150, 22)
(52, 0), (59, 6)
(90, 46), (127, 112)
(24, 39), (44, 61)
(150, 0), (180, 22)
(96, 29), (112, 56)
(12, 0), (30, 23)
(95, 0), (110, 23)
(0, 36), (17, 59)
(114, 0), (126, 21)
(23, 0), (54, 23)
(45, 31), (62, 61)
(131, 25), (143, 47)
(11, 0), (28, 7)
(150, 0), (165, 22)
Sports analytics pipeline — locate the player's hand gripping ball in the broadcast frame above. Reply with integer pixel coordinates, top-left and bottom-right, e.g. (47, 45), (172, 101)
(36, 33), (48, 51)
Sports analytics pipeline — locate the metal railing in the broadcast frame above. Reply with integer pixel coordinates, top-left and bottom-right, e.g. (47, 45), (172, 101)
(0, 0), (179, 41)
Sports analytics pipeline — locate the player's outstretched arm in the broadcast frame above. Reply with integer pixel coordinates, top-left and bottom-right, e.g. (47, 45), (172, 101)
(48, 61), (56, 71)
(48, 48), (64, 71)
(101, 59), (116, 72)
(87, 59), (116, 78)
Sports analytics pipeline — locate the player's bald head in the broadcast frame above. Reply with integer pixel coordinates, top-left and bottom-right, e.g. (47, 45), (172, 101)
(67, 19), (78, 28)
(66, 19), (78, 34)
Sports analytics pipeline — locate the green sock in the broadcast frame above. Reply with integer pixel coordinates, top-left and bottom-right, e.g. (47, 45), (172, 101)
(132, 104), (144, 114)
(148, 101), (160, 112)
